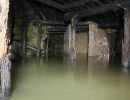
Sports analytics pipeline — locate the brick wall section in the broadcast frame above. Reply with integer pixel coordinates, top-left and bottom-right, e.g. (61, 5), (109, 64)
(88, 22), (109, 61)
(76, 32), (88, 54)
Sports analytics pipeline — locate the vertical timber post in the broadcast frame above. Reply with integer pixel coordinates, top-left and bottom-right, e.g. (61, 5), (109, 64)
(21, 0), (28, 65)
(22, 18), (28, 64)
(0, 0), (11, 99)
(122, 7), (130, 67)
(64, 24), (71, 56)
(88, 22), (97, 57)
(87, 27), (89, 64)
(70, 15), (78, 61)
(37, 24), (42, 60)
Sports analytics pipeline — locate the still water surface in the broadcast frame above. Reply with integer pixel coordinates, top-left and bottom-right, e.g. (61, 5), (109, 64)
(10, 56), (130, 100)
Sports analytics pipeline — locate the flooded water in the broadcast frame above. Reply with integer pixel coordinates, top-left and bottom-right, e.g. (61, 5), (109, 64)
(10, 56), (130, 100)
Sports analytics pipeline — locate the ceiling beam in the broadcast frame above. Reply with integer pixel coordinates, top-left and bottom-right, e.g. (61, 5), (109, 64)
(33, 0), (65, 12)
(64, 0), (130, 21)
(64, 0), (104, 10)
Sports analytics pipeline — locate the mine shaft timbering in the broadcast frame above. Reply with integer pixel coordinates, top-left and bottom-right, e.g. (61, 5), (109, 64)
(0, 0), (130, 99)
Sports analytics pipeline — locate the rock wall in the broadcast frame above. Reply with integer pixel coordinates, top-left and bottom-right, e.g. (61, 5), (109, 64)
(89, 22), (109, 62)
(75, 32), (88, 54)
(0, 0), (11, 99)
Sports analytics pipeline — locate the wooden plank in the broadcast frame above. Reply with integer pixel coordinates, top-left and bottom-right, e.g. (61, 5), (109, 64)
(69, 15), (78, 60)
(37, 24), (42, 58)
(30, 20), (66, 26)
(65, 0), (130, 21)
(28, 0), (47, 20)
(33, 0), (65, 12)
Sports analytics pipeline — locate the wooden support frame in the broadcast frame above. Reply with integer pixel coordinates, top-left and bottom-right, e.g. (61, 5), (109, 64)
(65, 0), (130, 21)
(30, 20), (66, 26)
(30, 20), (120, 29)
(69, 15), (78, 60)
(33, 0), (65, 12)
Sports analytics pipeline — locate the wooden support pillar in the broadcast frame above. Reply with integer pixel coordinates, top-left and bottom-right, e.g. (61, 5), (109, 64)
(64, 24), (71, 55)
(88, 22), (97, 57)
(64, 15), (78, 61)
(37, 24), (42, 59)
(69, 15), (78, 60)
(20, 0), (28, 65)
(0, 0), (11, 99)
(122, 7), (130, 67)
(22, 18), (28, 64)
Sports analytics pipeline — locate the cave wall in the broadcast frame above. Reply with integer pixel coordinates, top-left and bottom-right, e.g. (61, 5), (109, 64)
(75, 32), (88, 54)
(0, 0), (11, 99)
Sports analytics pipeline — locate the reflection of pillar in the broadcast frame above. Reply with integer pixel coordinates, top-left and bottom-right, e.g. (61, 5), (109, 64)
(122, 7), (130, 67)
(0, 0), (11, 98)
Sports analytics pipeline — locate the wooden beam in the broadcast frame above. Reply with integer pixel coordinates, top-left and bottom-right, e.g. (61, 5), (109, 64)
(30, 20), (66, 26)
(33, 0), (65, 12)
(28, 0), (47, 20)
(21, 0), (28, 64)
(69, 15), (78, 60)
(37, 24), (42, 58)
(22, 18), (28, 58)
(65, 0), (130, 21)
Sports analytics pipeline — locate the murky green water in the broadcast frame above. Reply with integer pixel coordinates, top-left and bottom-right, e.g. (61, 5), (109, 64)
(10, 56), (130, 100)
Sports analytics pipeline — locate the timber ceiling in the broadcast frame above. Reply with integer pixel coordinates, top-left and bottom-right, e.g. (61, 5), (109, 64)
(28, 0), (130, 28)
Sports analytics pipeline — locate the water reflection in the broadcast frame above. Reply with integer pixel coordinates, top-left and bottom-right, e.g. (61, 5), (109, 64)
(10, 55), (130, 100)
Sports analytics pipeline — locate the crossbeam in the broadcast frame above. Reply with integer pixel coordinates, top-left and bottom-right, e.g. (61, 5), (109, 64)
(30, 20), (66, 26)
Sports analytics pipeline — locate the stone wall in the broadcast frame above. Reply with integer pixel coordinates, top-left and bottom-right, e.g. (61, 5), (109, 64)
(64, 25), (71, 55)
(89, 22), (109, 62)
(49, 33), (64, 56)
(64, 22), (109, 62)
(75, 32), (88, 54)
